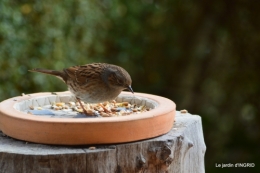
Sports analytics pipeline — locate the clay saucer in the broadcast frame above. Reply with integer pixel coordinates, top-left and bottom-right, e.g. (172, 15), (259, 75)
(0, 91), (175, 145)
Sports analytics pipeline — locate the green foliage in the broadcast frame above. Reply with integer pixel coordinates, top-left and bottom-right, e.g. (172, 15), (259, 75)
(0, 0), (260, 172)
(0, 0), (104, 96)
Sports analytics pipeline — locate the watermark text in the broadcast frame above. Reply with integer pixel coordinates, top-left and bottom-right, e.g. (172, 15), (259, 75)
(215, 163), (255, 168)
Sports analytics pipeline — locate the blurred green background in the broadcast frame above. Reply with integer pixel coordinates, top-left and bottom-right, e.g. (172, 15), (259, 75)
(0, 0), (259, 172)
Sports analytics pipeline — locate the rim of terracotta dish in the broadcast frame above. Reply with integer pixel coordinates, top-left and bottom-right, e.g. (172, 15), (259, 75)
(0, 91), (176, 145)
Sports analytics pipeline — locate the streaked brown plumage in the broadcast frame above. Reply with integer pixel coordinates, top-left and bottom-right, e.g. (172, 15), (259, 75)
(29, 63), (133, 115)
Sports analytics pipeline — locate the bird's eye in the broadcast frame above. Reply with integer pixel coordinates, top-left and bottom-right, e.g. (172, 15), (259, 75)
(111, 73), (121, 84)
(116, 78), (124, 85)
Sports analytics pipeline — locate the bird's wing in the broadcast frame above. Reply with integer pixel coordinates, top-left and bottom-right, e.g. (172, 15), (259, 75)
(64, 64), (102, 85)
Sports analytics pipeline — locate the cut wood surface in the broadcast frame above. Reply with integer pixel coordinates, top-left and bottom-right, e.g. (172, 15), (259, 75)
(0, 111), (206, 173)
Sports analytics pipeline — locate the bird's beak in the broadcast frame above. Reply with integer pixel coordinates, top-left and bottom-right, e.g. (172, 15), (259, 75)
(127, 85), (134, 94)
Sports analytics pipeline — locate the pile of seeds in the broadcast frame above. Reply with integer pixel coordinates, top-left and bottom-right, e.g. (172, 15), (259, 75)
(47, 100), (151, 117)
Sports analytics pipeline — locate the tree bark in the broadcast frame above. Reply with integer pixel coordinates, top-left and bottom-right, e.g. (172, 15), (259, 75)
(0, 111), (206, 173)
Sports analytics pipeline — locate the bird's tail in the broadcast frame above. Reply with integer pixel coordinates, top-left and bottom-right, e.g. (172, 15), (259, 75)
(29, 68), (67, 82)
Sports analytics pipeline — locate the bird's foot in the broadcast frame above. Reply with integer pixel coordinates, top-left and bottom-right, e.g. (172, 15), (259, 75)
(76, 98), (89, 116)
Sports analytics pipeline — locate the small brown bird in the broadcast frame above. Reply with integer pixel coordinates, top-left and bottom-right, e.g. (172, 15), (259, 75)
(29, 63), (133, 115)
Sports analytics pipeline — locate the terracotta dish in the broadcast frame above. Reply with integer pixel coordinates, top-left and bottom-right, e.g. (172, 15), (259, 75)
(0, 91), (175, 145)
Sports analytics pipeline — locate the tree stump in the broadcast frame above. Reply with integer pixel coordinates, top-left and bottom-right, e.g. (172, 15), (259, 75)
(0, 111), (206, 173)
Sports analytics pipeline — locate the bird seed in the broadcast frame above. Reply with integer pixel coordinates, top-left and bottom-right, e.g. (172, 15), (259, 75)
(47, 100), (151, 117)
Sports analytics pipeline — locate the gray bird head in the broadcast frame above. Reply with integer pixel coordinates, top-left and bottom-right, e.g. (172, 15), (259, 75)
(102, 65), (134, 93)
